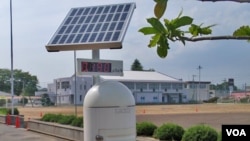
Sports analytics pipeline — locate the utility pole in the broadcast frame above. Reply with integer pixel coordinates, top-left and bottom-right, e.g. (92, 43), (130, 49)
(55, 80), (57, 106)
(197, 65), (202, 103)
(222, 79), (227, 96)
(192, 75), (196, 101)
(10, 0), (14, 115)
(22, 81), (25, 107)
(74, 50), (77, 116)
(245, 83), (247, 96)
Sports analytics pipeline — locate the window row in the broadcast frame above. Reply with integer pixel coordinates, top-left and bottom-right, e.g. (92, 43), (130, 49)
(122, 82), (183, 90)
(188, 83), (207, 89)
(56, 81), (87, 91)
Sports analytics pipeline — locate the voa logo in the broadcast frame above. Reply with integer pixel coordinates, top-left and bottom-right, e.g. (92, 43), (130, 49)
(226, 129), (246, 136)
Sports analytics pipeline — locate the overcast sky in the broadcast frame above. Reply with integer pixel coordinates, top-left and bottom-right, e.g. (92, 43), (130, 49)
(1, 0), (250, 88)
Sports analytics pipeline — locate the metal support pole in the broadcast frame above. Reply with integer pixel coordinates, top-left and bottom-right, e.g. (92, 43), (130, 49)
(92, 49), (100, 60)
(22, 81), (24, 107)
(55, 80), (57, 106)
(92, 49), (100, 85)
(74, 50), (77, 116)
(10, 0), (14, 115)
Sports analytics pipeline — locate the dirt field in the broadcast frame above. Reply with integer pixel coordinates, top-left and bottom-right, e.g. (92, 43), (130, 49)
(18, 103), (250, 131)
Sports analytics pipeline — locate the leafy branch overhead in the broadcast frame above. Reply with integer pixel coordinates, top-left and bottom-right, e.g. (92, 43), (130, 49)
(139, 0), (250, 58)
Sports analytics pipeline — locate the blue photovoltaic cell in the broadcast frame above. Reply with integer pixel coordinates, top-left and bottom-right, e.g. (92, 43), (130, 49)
(74, 34), (82, 43)
(47, 3), (135, 50)
(72, 25), (80, 33)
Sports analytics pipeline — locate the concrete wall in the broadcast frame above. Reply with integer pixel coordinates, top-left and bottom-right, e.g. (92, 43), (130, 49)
(0, 115), (6, 123)
(27, 119), (83, 141)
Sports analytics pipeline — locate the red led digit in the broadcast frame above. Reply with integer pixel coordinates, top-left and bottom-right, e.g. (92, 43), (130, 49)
(103, 63), (111, 72)
(91, 62), (96, 72)
(81, 62), (88, 72)
(97, 63), (103, 72)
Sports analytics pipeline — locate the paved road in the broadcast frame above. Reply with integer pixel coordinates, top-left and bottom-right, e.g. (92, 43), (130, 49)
(0, 124), (68, 141)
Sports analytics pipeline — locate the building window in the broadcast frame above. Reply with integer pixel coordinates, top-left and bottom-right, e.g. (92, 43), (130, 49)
(140, 96), (145, 100)
(80, 95), (82, 102)
(190, 83), (197, 89)
(161, 83), (171, 90)
(56, 82), (60, 89)
(136, 82), (147, 91)
(149, 83), (159, 91)
(172, 83), (182, 90)
(62, 81), (70, 89)
(153, 96), (158, 100)
(80, 84), (82, 90)
(200, 83), (206, 89)
(178, 83), (183, 90)
(122, 82), (134, 90)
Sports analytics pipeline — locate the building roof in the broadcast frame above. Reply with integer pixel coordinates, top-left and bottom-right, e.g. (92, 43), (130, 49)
(186, 81), (211, 84)
(100, 71), (182, 83)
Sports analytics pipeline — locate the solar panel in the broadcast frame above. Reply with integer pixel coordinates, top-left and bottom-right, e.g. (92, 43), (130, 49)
(46, 3), (136, 52)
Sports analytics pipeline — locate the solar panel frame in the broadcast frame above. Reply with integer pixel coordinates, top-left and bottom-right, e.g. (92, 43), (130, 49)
(46, 2), (136, 52)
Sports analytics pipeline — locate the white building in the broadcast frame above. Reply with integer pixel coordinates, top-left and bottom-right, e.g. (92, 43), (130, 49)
(184, 81), (212, 102)
(46, 71), (211, 105)
(47, 75), (93, 105)
(101, 71), (186, 104)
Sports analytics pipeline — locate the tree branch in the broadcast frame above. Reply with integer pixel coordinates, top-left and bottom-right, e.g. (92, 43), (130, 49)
(182, 35), (250, 42)
(198, 0), (250, 3)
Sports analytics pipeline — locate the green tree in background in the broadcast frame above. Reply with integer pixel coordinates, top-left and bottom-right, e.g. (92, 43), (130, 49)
(41, 93), (54, 106)
(210, 82), (238, 91)
(0, 68), (38, 96)
(131, 59), (144, 71)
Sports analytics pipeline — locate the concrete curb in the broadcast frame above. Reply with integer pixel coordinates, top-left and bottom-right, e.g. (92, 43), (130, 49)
(27, 119), (160, 141)
(27, 119), (83, 141)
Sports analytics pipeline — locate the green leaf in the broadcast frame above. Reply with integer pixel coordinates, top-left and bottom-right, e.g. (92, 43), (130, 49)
(233, 26), (250, 36)
(189, 24), (200, 37)
(174, 16), (193, 29)
(139, 27), (159, 35)
(200, 27), (212, 35)
(233, 26), (250, 42)
(189, 24), (214, 37)
(154, 0), (167, 19)
(157, 44), (168, 58)
(157, 36), (169, 58)
(148, 34), (161, 48)
(147, 17), (166, 34)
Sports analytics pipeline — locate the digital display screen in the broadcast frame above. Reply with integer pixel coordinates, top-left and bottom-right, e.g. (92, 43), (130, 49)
(81, 62), (112, 72)
(77, 58), (123, 76)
